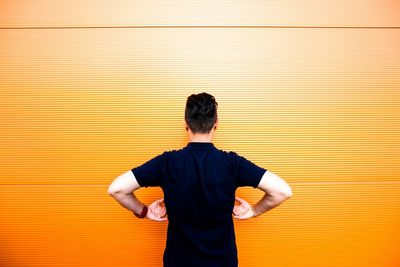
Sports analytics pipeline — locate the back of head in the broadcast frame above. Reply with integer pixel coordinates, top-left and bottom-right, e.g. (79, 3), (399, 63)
(185, 92), (218, 134)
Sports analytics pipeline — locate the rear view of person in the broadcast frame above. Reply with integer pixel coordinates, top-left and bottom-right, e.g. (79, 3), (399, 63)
(108, 92), (292, 267)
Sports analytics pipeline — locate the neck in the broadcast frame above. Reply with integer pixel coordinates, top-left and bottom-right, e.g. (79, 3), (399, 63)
(188, 132), (213, 143)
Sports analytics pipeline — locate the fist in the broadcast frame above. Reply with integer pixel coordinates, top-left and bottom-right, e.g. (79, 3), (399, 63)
(146, 198), (168, 222)
(232, 196), (255, 220)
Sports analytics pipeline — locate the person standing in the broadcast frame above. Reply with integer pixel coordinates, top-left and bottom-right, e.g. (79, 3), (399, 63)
(108, 92), (292, 267)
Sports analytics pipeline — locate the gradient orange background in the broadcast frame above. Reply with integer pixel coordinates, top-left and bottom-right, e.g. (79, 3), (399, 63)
(1, 1), (400, 266)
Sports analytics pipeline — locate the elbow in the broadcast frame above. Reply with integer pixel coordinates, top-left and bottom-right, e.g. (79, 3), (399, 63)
(277, 185), (292, 200)
(107, 188), (115, 196)
(285, 186), (293, 199)
(282, 185), (293, 199)
(107, 184), (119, 196)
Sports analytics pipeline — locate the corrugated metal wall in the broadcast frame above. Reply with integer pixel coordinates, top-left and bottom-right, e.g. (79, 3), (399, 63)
(1, 1), (399, 266)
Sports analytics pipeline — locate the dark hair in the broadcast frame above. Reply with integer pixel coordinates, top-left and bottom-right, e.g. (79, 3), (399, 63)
(185, 92), (218, 133)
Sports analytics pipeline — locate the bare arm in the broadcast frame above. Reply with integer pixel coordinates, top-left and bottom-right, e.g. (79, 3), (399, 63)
(233, 170), (292, 219)
(252, 170), (292, 217)
(107, 170), (144, 214)
(107, 170), (167, 221)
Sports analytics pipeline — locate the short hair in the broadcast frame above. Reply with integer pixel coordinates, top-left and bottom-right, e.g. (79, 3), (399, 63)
(185, 92), (218, 134)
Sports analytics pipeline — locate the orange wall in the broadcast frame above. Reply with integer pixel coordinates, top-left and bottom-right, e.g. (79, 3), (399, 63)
(1, 1), (399, 266)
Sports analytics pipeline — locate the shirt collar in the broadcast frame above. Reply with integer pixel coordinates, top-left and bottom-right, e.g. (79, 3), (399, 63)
(187, 142), (215, 149)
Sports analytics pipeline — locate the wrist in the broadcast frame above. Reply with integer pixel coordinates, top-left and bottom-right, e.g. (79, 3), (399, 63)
(251, 204), (262, 217)
(133, 204), (148, 219)
(250, 205), (257, 217)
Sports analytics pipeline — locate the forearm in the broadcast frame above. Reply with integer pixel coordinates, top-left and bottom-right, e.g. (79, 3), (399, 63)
(250, 170), (292, 217)
(252, 192), (289, 217)
(109, 192), (145, 214)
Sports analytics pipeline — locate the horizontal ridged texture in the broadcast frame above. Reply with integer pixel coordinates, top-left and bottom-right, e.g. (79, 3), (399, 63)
(1, 1), (400, 267)
(0, 1), (400, 27)
(0, 185), (399, 266)
(1, 29), (399, 184)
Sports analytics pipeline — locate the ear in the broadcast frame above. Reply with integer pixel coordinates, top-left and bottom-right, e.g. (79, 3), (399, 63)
(214, 119), (219, 130)
(183, 120), (189, 131)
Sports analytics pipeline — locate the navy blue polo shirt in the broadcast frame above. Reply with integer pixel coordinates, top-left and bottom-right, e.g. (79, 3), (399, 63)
(131, 142), (267, 267)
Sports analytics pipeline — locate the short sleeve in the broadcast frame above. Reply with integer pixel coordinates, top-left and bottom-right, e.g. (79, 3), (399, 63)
(233, 152), (267, 188)
(131, 153), (164, 188)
